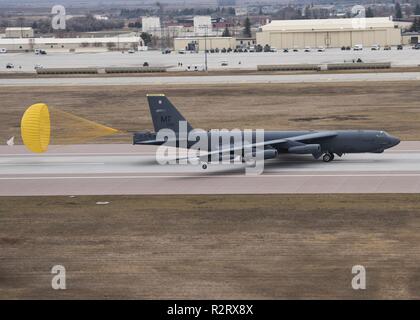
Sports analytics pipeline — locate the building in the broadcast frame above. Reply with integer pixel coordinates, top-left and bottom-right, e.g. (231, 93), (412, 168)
(235, 7), (248, 16)
(142, 16), (161, 36)
(236, 37), (257, 48)
(5, 27), (34, 38)
(402, 32), (419, 44)
(0, 36), (144, 52)
(174, 36), (235, 51)
(256, 17), (402, 49)
(194, 16), (212, 36)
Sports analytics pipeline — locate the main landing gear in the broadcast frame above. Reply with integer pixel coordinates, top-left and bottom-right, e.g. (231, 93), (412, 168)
(322, 152), (335, 162)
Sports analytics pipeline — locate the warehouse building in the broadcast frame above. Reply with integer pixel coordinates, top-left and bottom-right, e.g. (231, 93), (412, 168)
(5, 27), (34, 38)
(256, 17), (402, 49)
(174, 36), (235, 51)
(0, 36), (144, 52)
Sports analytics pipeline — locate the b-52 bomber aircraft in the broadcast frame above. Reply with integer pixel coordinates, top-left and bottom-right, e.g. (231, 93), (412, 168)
(133, 94), (400, 169)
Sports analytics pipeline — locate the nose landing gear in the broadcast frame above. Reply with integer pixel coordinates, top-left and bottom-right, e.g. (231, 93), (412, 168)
(322, 152), (335, 162)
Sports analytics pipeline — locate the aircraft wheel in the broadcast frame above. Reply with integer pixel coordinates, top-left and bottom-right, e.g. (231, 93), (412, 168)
(322, 153), (334, 162)
(201, 162), (208, 170)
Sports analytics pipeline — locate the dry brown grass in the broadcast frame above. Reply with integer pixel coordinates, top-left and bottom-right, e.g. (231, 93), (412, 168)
(1, 81), (420, 144)
(1, 194), (420, 299)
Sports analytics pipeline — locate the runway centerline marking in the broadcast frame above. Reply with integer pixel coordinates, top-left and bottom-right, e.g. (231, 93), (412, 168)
(0, 162), (105, 166)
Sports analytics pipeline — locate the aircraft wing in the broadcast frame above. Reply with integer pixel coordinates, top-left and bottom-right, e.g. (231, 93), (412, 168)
(177, 131), (338, 161)
(284, 131), (338, 143)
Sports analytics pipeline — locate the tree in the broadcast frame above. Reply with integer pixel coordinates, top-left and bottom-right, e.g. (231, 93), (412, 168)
(243, 17), (251, 38)
(222, 26), (231, 37)
(395, 2), (402, 19)
(411, 18), (420, 32)
(415, 4), (420, 16)
(366, 7), (374, 18)
(140, 32), (152, 46)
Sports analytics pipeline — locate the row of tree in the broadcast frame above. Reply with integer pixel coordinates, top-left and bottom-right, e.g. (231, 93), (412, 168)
(222, 17), (252, 38)
(31, 15), (125, 33)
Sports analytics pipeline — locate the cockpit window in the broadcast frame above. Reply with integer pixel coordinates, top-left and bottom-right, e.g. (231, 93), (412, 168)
(376, 131), (386, 137)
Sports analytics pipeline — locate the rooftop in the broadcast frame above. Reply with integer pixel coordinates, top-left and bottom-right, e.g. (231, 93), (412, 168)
(261, 17), (397, 32)
(5, 27), (33, 31)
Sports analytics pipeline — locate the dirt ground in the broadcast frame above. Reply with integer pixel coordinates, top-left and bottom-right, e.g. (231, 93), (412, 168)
(1, 81), (420, 144)
(1, 194), (420, 299)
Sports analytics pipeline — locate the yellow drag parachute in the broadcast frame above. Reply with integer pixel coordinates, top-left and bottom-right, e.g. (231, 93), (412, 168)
(21, 103), (51, 153)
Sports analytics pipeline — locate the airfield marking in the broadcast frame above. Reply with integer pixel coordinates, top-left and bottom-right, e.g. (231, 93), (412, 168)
(1, 173), (420, 180)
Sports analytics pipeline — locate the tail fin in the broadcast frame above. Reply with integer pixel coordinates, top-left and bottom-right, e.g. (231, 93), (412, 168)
(147, 94), (193, 134)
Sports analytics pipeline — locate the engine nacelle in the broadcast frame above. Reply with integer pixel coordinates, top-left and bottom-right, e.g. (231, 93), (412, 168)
(288, 144), (321, 154)
(245, 149), (278, 160)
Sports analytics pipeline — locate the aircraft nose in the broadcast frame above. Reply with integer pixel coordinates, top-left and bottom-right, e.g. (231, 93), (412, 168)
(389, 136), (400, 147)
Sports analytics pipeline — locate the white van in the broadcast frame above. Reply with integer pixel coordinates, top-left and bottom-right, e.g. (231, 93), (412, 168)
(0, 48), (7, 53)
(353, 44), (363, 51)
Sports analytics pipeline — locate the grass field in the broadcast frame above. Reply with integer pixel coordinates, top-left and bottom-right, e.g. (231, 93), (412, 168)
(1, 194), (420, 299)
(1, 81), (420, 144)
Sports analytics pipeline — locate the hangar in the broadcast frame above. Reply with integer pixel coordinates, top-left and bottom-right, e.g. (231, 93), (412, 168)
(0, 36), (144, 52)
(256, 17), (402, 49)
(174, 36), (235, 51)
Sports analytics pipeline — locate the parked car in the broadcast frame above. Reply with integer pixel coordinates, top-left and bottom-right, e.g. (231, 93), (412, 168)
(412, 43), (420, 50)
(143, 62), (149, 67)
(161, 48), (171, 54)
(353, 44), (363, 51)
(0, 48), (7, 53)
(384, 45), (391, 50)
(346, 46), (351, 50)
(220, 61), (228, 66)
(317, 46), (325, 52)
(6, 63), (14, 69)
(35, 49), (47, 55)
(293, 48), (298, 52)
(283, 48), (289, 53)
(186, 64), (205, 72)
(304, 46), (311, 52)
(34, 64), (43, 70)
(269, 47), (277, 52)
(127, 49), (135, 54)
(371, 44), (380, 50)
(397, 45), (403, 50)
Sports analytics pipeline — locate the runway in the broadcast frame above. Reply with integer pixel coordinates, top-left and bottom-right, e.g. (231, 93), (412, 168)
(0, 142), (419, 195)
(1, 72), (420, 86)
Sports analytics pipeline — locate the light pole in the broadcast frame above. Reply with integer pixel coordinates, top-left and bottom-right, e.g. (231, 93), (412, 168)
(199, 24), (208, 72)
(204, 26), (208, 71)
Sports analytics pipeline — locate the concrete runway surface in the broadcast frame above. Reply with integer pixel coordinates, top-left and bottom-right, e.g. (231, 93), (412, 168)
(1, 72), (420, 87)
(1, 142), (419, 195)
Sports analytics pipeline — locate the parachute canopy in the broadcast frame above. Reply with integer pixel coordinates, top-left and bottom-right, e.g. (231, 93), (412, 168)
(21, 103), (51, 153)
